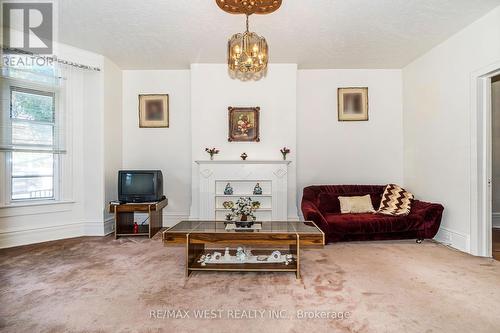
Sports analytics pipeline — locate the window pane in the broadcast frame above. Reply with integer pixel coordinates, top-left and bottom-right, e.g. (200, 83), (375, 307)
(12, 152), (53, 177)
(12, 121), (54, 146)
(12, 177), (53, 200)
(11, 89), (54, 122)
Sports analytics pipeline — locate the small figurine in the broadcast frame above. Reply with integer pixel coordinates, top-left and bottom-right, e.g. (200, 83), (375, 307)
(253, 183), (263, 195)
(223, 201), (234, 209)
(224, 247), (231, 261)
(224, 183), (233, 195)
(133, 222), (139, 234)
(236, 247), (247, 261)
(280, 146), (291, 160)
(270, 250), (281, 261)
(240, 152), (248, 160)
(205, 147), (220, 160)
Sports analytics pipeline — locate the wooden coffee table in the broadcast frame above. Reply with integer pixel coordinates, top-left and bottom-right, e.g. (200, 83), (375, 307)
(162, 221), (324, 278)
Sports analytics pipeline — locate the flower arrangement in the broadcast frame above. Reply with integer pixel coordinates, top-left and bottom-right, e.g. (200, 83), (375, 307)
(280, 146), (290, 160)
(205, 147), (220, 160)
(230, 197), (256, 221)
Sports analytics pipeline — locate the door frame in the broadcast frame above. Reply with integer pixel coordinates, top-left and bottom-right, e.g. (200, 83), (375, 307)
(470, 61), (500, 257)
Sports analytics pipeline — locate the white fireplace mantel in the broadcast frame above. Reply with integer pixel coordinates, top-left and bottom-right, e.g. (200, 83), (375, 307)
(190, 160), (298, 221)
(195, 160), (292, 165)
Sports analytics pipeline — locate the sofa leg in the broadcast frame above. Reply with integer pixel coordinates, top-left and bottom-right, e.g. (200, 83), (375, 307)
(416, 238), (424, 244)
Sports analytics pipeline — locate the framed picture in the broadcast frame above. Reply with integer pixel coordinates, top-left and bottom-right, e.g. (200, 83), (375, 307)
(337, 87), (368, 121)
(228, 107), (260, 142)
(139, 94), (169, 128)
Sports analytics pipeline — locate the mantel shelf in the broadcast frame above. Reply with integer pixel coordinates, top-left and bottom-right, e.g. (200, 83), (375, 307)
(195, 160), (291, 165)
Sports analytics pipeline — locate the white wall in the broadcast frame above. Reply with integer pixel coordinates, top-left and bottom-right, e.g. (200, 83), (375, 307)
(122, 70), (191, 225)
(103, 58), (123, 223)
(403, 6), (500, 252)
(297, 69), (404, 206)
(492, 77), (500, 229)
(190, 64), (298, 220)
(121, 66), (403, 223)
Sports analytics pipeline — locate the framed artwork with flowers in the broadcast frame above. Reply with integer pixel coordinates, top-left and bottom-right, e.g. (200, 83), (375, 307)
(228, 107), (260, 142)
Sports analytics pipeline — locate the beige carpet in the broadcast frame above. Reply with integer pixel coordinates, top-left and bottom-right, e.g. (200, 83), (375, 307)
(1, 235), (500, 333)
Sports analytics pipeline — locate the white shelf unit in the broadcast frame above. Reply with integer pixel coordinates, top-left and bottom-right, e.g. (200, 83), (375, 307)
(191, 160), (295, 221)
(215, 180), (272, 221)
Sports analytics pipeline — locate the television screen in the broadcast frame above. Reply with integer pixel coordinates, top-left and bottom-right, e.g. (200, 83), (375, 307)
(121, 173), (155, 195)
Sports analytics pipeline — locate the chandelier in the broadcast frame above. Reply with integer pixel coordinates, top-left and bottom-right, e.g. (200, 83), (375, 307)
(216, 0), (282, 75)
(228, 15), (268, 73)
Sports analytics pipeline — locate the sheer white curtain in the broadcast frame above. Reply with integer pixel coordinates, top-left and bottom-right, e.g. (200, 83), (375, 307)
(0, 54), (99, 202)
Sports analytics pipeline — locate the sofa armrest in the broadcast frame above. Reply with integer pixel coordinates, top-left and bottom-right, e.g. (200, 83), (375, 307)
(410, 200), (444, 238)
(301, 199), (329, 234)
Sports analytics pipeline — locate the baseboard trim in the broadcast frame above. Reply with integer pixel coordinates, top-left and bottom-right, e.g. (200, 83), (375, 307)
(0, 219), (115, 249)
(0, 222), (85, 249)
(162, 212), (190, 228)
(434, 227), (470, 253)
(83, 218), (115, 236)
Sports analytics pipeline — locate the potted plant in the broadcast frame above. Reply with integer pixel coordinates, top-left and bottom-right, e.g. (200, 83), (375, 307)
(230, 197), (256, 227)
(205, 147), (220, 160)
(280, 146), (290, 160)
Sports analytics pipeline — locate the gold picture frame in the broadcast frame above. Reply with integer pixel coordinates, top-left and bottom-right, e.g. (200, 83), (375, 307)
(139, 94), (169, 128)
(338, 87), (368, 121)
(228, 107), (260, 142)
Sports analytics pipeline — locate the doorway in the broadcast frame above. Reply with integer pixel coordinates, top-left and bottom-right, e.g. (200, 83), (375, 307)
(492, 74), (500, 260)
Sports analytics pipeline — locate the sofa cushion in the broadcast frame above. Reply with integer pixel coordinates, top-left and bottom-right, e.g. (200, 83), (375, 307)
(377, 184), (414, 216)
(324, 213), (425, 234)
(318, 192), (382, 214)
(338, 195), (375, 213)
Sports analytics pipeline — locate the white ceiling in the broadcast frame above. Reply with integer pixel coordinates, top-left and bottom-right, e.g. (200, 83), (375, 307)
(58, 0), (500, 69)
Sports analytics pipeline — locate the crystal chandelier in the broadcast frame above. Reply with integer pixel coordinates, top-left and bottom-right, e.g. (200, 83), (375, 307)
(228, 14), (268, 73)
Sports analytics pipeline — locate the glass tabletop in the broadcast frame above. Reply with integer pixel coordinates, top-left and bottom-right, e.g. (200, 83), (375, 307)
(166, 220), (323, 234)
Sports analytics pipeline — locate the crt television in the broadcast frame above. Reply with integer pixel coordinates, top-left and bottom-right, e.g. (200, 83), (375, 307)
(118, 170), (163, 203)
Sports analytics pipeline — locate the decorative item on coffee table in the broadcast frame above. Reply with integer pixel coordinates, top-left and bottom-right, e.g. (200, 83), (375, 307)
(240, 152), (248, 160)
(230, 197), (256, 227)
(280, 146), (290, 160)
(205, 147), (220, 160)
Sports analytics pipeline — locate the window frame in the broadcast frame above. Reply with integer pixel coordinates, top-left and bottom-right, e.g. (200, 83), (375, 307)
(3, 80), (61, 204)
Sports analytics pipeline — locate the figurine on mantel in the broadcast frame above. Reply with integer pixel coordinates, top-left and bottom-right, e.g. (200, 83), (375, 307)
(240, 152), (248, 160)
(224, 183), (233, 195)
(253, 183), (263, 195)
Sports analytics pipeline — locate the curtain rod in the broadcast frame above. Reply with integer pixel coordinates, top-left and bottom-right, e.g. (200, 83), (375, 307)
(1, 47), (102, 72)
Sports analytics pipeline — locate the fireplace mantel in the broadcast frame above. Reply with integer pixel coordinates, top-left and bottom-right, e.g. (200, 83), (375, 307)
(190, 160), (297, 221)
(195, 160), (291, 165)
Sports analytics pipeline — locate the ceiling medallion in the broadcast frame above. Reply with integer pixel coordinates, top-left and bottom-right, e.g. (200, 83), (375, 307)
(216, 0), (282, 15)
(217, 1), (282, 76)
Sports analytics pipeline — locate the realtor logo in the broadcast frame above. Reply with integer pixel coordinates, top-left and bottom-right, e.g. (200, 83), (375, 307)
(2, 2), (53, 54)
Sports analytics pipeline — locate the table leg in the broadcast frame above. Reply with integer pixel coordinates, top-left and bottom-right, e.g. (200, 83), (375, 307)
(186, 234), (204, 277)
(290, 234), (300, 279)
(296, 234), (300, 279)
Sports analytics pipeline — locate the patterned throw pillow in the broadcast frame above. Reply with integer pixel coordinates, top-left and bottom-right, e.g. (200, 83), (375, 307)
(377, 184), (414, 216)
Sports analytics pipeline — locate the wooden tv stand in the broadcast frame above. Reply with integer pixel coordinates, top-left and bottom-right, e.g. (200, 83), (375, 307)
(109, 198), (168, 239)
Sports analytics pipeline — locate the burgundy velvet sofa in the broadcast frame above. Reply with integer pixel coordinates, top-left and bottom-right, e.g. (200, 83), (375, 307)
(301, 185), (444, 244)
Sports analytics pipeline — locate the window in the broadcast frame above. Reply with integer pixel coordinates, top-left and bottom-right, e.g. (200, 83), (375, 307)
(9, 87), (57, 201)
